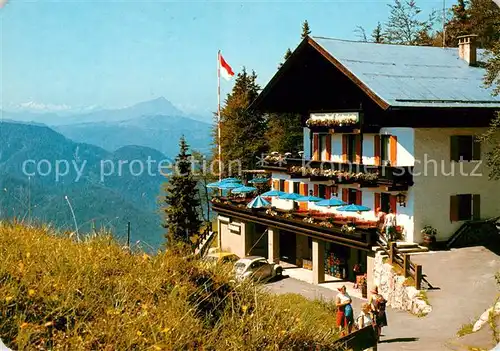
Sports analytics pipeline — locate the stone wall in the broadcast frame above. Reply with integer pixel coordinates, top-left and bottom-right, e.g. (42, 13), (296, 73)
(372, 252), (432, 316)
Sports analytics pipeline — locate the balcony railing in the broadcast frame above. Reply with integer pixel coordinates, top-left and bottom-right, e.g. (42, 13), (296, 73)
(261, 155), (413, 188)
(211, 197), (379, 250)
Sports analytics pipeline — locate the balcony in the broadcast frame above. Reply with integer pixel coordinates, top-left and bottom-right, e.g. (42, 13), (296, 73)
(211, 197), (379, 251)
(262, 154), (414, 190)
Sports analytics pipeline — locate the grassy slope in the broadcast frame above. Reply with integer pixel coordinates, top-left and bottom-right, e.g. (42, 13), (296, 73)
(0, 223), (341, 350)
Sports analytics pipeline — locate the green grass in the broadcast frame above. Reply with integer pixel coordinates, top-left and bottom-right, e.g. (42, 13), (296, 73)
(0, 221), (342, 350)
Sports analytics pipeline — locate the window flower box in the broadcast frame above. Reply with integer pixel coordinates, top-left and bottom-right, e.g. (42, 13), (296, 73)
(306, 116), (358, 128)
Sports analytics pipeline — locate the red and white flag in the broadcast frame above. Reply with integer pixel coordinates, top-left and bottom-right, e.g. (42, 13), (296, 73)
(219, 52), (234, 81)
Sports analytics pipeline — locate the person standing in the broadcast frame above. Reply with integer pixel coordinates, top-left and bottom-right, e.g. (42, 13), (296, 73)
(356, 303), (377, 351)
(383, 209), (396, 242)
(369, 286), (387, 342)
(335, 285), (354, 335)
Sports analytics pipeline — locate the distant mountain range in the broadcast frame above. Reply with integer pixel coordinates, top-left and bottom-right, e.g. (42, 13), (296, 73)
(1, 97), (213, 158)
(0, 121), (170, 249)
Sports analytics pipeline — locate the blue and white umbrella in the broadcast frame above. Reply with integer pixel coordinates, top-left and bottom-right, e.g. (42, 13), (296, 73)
(336, 204), (371, 212)
(279, 192), (302, 200)
(232, 185), (257, 194)
(247, 195), (271, 209)
(316, 198), (347, 207)
(261, 190), (285, 197)
(296, 195), (324, 202)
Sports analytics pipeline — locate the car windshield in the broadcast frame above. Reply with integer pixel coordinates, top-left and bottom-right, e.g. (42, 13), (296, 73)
(234, 262), (247, 273)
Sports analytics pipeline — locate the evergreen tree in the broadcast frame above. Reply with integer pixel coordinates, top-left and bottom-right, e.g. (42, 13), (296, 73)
(215, 68), (266, 172)
(265, 113), (303, 154)
(354, 26), (368, 42)
(384, 0), (436, 45)
(467, 0), (500, 48)
(163, 137), (202, 248)
(372, 22), (385, 43)
(279, 48), (293, 68)
(301, 20), (311, 39)
(485, 42), (500, 96)
(445, 0), (471, 46)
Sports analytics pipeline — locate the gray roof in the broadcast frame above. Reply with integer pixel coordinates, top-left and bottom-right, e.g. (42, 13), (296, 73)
(312, 36), (500, 108)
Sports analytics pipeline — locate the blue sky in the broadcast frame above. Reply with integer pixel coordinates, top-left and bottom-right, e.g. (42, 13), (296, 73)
(1, 0), (446, 119)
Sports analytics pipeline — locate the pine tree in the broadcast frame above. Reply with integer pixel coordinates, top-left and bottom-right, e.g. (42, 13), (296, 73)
(372, 22), (384, 43)
(215, 68), (266, 172)
(301, 20), (311, 39)
(445, 0), (471, 46)
(467, 0), (500, 48)
(384, 0), (436, 45)
(163, 137), (202, 248)
(265, 113), (303, 154)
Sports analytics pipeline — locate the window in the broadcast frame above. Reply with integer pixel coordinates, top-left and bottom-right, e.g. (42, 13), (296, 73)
(450, 136), (481, 162)
(348, 189), (358, 204)
(450, 194), (481, 221)
(279, 179), (285, 192)
(380, 193), (391, 213)
(318, 184), (326, 199)
(347, 135), (356, 162)
(380, 135), (391, 164)
(319, 134), (327, 160)
(293, 182), (300, 194)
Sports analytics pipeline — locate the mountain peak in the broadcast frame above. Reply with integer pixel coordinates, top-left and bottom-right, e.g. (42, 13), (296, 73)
(130, 97), (183, 116)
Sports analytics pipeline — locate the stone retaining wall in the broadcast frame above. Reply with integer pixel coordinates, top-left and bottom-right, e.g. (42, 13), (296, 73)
(372, 252), (432, 316)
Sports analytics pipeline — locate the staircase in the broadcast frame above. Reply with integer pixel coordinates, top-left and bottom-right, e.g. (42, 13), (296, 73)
(446, 217), (500, 249)
(373, 241), (429, 255)
(194, 230), (217, 257)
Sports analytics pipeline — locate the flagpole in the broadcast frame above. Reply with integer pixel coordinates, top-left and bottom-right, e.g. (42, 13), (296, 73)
(217, 50), (222, 181)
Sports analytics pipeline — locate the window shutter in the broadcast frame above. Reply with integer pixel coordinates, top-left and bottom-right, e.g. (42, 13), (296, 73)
(325, 134), (332, 161)
(374, 135), (381, 166)
(304, 183), (309, 196)
(342, 135), (348, 162)
(273, 180), (279, 190)
(284, 180), (289, 193)
(314, 184), (319, 196)
(374, 193), (381, 212)
(356, 190), (362, 205)
(450, 136), (459, 162)
(450, 195), (459, 222)
(473, 139), (481, 161)
(299, 183), (304, 196)
(313, 134), (319, 161)
(390, 136), (398, 166)
(355, 135), (362, 164)
(472, 194), (481, 220)
(325, 186), (331, 199)
(390, 195), (397, 214)
(342, 188), (349, 202)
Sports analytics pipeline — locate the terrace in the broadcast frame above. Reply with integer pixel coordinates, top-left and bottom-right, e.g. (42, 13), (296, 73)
(211, 196), (380, 251)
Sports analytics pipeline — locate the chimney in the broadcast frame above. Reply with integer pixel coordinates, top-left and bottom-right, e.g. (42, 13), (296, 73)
(457, 34), (478, 66)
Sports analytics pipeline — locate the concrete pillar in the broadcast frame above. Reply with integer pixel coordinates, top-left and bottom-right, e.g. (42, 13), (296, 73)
(367, 254), (375, 296)
(268, 227), (280, 263)
(312, 239), (325, 285)
(295, 234), (309, 266)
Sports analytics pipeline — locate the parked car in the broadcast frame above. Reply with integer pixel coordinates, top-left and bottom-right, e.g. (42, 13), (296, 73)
(233, 256), (283, 282)
(202, 252), (239, 266)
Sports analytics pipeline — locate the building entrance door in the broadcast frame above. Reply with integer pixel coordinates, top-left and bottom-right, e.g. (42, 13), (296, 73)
(279, 230), (296, 265)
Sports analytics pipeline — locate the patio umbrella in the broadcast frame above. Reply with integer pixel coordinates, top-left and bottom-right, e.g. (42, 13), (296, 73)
(336, 204), (371, 212)
(232, 185), (257, 194)
(279, 192), (302, 200)
(296, 195), (324, 202)
(261, 190), (285, 197)
(248, 178), (270, 184)
(217, 182), (243, 190)
(206, 181), (224, 188)
(316, 198), (347, 207)
(220, 177), (241, 183)
(247, 195), (271, 209)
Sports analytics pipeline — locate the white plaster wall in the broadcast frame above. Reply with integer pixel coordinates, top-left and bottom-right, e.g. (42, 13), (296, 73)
(362, 191), (374, 209)
(396, 187), (415, 242)
(303, 127), (311, 159)
(331, 134), (343, 162)
(271, 172), (291, 181)
(220, 219), (247, 258)
(362, 134), (376, 165)
(412, 128), (500, 242)
(272, 198), (295, 210)
(380, 127), (415, 166)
